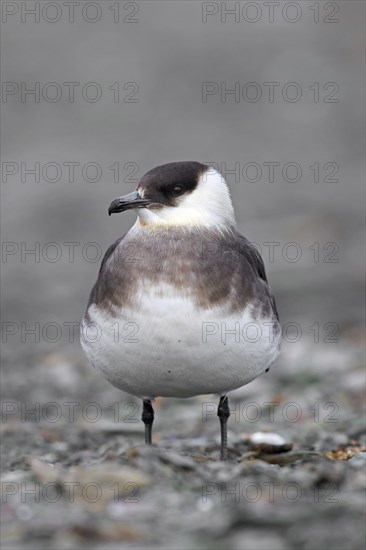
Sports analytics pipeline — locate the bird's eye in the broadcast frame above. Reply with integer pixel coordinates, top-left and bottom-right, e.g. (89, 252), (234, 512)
(172, 185), (183, 196)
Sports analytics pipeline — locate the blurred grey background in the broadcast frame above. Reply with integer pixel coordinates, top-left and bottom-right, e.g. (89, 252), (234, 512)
(1, 1), (365, 366)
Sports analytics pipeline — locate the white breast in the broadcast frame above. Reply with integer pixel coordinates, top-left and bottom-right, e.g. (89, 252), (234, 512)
(81, 283), (281, 399)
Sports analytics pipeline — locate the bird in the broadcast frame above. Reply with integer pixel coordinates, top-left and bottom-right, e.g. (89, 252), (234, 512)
(80, 161), (281, 460)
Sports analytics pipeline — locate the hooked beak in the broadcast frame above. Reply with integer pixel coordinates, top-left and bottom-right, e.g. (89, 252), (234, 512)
(108, 191), (153, 216)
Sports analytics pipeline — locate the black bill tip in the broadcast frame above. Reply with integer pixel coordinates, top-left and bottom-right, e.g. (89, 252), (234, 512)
(108, 191), (153, 216)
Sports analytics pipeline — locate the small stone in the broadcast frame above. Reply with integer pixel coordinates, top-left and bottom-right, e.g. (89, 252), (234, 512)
(348, 452), (366, 468)
(250, 432), (286, 446)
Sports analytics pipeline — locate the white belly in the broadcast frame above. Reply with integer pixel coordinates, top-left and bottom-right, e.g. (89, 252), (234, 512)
(81, 284), (281, 398)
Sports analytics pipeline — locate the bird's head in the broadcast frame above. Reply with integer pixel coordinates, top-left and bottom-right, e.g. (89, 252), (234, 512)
(108, 161), (236, 230)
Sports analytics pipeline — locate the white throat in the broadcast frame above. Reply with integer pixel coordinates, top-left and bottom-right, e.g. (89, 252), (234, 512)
(137, 168), (236, 230)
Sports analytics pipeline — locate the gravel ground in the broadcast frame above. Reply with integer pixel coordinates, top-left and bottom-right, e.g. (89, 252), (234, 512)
(1, 332), (365, 550)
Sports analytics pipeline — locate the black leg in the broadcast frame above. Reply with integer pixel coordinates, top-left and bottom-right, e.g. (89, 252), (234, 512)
(142, 399), (154, 445)
(217, 395), (230, 461)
